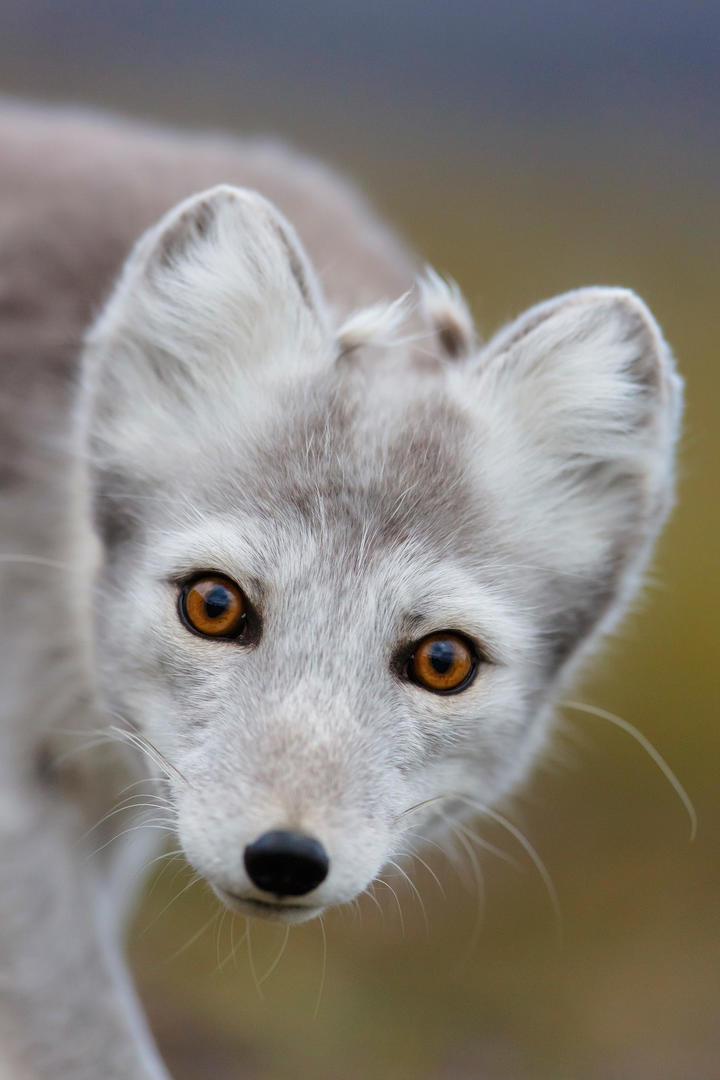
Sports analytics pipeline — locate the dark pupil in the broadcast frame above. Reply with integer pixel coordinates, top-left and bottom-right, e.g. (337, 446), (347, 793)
(428, 641), (456, 674)
(204, 585), (231, 620)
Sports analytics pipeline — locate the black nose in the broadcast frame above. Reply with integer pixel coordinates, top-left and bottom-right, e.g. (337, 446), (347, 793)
(243, 830), (329, 897)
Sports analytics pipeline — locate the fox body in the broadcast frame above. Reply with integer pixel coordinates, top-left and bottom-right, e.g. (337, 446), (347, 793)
(0, 101), (682, 1077)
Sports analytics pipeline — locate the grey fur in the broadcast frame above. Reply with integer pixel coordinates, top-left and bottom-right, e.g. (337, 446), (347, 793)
(0, 100), (682, 1077)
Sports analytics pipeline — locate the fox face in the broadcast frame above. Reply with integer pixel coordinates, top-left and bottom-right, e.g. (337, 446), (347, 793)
(78, 185), (682, 922)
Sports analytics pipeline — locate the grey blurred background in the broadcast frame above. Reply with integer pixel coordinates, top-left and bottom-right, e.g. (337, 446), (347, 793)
(2, 3), (718, 1078)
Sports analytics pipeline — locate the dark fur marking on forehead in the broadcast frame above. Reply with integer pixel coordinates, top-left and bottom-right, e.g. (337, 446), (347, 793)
(244, 375), (482, 564)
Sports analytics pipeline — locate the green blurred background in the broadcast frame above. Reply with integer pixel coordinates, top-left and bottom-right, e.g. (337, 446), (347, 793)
(3, 3), (718, 1077)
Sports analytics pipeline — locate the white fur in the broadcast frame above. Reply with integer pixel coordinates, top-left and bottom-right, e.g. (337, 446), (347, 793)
(0, 105), (682, 1077)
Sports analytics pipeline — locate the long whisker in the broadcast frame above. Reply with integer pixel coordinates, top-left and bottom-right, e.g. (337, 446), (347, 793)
(437, 813), (485, 907)
(141, 872), (202, 934)
(108, 716), (189, 787)
(313, 916), (328, 1020)
(80, 794), (176, 842)
(359, 883), (384, 920)
(561, 699), (697, 841)
(451, 819), (522, 872)
(85, 818), (177, 862)
(215, 909), (229, 972)
(387, 859), (430, 935)
(399, 799), (522, 872)
(115, 775), (174, 798)
(374, 877), (405, 936)
(395, 793), (450, 822)
(0, 553), (72, 569)
(259, 924), (291, 985)
(403, 848), (446, 898)
(438, 813), (486, 966)
(218, 916), (248, 972)
(245, 920), (264, 1001)
(453, 797), (562, 941)
(166, 907), (222, 963)
(144, 847), (185, 876)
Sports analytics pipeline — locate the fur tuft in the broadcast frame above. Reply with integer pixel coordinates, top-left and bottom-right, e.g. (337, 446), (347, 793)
(336, 292), (411, 355)
(419, 267), (476, 358)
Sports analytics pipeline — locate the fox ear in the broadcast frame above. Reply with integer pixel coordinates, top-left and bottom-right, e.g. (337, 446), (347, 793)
(80, 185), (332, 541)
(84, 183), (329, 402)
(81, 183), (331, 466)
(476, 287), (682, 670)
(480, 286), (681, 457)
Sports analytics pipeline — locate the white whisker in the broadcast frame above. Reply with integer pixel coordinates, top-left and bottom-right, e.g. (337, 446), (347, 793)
(245, 920), (264, 1001)
(313, 916), (327, 1020)
(387, 859), (430, 935)
(259, 923), (291, 984)
(141, 872), (201, 933)
(459, 798), (562, 942)
(0, 553), (71, 569)
(166, 907), (222, 964)
(374, 876), (405, 937)
(562, 699), (697, 841)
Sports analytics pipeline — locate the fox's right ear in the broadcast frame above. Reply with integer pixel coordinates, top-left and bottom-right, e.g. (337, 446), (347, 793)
(78, 185), (332, 543)
(91, 183), (329, 360)
(91, 182), (329, 362)
(80, 184), (331, 471)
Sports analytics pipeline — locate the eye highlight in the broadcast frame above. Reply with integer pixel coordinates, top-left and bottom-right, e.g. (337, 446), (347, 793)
(179, 573), (247, 639)
(407, 632), (477, 694)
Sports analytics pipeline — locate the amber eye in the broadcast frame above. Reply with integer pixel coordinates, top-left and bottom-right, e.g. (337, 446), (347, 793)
(179, 574), (246, 639)
(408, 632), (477, 694)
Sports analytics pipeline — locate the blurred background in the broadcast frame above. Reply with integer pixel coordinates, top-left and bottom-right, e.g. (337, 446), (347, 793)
(2, 2), (718, 1077)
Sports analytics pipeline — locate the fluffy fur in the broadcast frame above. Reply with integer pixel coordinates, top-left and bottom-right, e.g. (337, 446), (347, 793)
(0, 100), (682, 1078)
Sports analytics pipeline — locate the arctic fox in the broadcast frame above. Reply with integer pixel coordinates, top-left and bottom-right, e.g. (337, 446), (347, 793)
(0, 100), (682, 1078)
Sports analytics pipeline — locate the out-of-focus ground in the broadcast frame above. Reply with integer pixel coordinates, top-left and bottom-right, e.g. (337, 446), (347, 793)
(2, 3), (719, 1077)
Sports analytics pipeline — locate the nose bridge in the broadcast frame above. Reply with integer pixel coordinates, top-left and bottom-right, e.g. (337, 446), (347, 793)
(281, 616), (345, 684)
(256, 706), (348, 816)
(245, 672), (385, 827)
(274, 557), (376, 677)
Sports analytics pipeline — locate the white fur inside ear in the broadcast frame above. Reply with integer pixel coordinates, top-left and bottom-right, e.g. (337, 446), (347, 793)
(89, 183), (329, 365)
(419, 267), (476, 358)
(81, 184), (335, 476)
(479, 286), (681, 462)
(465, 285), (683, 673)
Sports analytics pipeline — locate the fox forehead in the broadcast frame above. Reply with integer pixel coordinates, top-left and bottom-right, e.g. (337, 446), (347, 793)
(151, 362), (486, 573)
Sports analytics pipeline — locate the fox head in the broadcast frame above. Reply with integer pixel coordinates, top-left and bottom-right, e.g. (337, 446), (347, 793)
(78, 185), (682, 922)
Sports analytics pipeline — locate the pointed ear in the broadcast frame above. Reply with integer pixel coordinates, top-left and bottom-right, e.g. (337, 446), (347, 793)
(80, 186), (332, 542)
(85, 183), (330, 394)
(476, 287), (682, 670)
(81, 184), (331, 466)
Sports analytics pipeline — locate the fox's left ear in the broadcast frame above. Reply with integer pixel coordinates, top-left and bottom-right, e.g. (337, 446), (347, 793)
(474, 286), (683, 670)
(478, 286), (682, 493)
